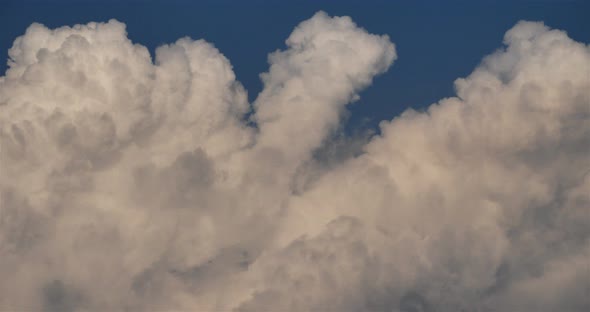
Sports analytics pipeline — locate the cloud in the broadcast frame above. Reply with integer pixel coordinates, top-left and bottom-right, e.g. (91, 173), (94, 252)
(0, 12), (588, 311)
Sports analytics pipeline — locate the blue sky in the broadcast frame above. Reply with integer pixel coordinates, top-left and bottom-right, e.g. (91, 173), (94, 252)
(2, 0), (589, 132)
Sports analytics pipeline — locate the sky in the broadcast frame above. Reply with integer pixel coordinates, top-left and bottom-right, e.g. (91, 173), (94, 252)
(2, 0), (589, 133)
(1, 1), (590, 311)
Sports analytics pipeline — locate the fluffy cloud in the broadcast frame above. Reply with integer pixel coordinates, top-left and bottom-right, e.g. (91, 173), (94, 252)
(1, 12), (588, 311)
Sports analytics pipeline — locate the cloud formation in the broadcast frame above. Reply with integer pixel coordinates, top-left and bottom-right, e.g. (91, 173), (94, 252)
(1, 12), (589, 311)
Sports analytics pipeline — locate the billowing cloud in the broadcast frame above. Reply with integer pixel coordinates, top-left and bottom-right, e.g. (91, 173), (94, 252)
(0, 11), (588, 311)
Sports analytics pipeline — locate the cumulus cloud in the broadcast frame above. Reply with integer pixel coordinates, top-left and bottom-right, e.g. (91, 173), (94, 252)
(0, 11), (588, 311)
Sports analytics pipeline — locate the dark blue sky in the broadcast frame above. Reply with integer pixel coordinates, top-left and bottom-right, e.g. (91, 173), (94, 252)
(2, 0), (589, 133)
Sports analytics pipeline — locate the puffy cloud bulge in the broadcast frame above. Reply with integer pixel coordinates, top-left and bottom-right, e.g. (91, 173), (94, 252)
(0, 11), (589, 311)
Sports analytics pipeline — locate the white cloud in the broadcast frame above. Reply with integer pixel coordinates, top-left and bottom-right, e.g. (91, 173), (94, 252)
(1, 12), (588, 311)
